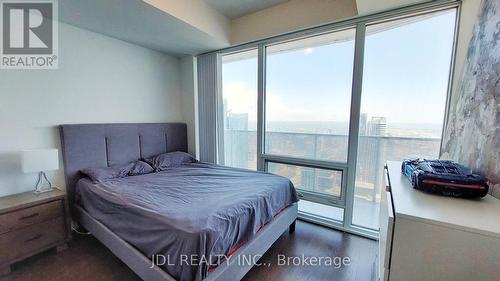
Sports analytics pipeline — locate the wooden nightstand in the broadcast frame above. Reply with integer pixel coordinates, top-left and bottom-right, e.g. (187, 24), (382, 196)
(0, 189), (71, 275)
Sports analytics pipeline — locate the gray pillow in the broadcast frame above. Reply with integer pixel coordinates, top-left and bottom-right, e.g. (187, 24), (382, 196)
(81, 163), (134, 183)
(144, 151), (195, 171)
(128, 160), (154, 176)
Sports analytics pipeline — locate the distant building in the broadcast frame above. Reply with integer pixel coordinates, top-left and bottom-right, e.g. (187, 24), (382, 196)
(359, 113), (368, 136)
(367, 116), (387, 136)
(223, 99), (249, 130)
(226, 113), (248, 130)
(223, 99), (250, 168)
(301, 168), (315, 190)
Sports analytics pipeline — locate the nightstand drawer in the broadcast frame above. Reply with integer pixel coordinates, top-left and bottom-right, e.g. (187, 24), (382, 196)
(0, 200), (63, 234)
(0, 217), (66, 262)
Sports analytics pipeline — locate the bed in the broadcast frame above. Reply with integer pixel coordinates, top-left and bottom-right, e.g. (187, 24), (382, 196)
(59, 123), (298, 281)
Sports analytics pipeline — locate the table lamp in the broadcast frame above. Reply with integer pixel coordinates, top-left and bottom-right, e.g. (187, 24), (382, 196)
(21, 149), (59, 194)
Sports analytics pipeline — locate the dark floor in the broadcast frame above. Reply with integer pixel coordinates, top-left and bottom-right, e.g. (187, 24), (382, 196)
(1, 221), (377, 281)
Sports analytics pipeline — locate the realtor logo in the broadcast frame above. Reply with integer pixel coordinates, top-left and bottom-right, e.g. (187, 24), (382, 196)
(1, 0), (58, 69)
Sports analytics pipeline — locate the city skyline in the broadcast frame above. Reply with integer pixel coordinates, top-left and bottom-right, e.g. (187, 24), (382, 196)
(222, 10), (456, 129)
(224, 106), (443, 138)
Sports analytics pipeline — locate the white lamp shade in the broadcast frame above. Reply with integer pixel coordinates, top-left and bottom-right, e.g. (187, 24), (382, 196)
(21, 149), (59, 173)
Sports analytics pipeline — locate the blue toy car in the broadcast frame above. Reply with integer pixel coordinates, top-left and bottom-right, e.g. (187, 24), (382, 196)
(401, 159), (489, 198)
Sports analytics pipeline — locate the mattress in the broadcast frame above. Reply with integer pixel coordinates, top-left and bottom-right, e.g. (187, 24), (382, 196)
(75, 162), (298, 281)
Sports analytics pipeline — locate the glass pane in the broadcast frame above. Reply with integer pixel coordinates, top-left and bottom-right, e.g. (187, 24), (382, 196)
(267, 162), (342, 197)
(353, 10), (457, 230)
(221, 49), (258, 170)
(299, 200), (344, 222)
(265, 28), (356, 163)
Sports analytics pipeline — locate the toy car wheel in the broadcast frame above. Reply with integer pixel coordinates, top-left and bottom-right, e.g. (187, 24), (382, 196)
(411, 172), (418, 188)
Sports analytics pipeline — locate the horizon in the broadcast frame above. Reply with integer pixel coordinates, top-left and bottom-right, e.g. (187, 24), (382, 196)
(222, 10), (456, 139)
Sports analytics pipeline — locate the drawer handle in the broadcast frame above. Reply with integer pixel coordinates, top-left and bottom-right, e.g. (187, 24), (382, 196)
(20, 213), (39, 220)
(25, 234), (42, 243)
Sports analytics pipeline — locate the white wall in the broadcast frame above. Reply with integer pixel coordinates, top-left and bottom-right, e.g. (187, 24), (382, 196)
(355, 0), (429, 15)
(230, 0), (358, 45)
(143, 0), (230, 45)
(0, 22), (184, 197)
(180, 56), (198, 157)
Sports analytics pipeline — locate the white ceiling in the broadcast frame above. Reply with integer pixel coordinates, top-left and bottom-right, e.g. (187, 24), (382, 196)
(59, 0), (229, 56)
(58, 0), (434, 57)
(204, 0), (290, 19)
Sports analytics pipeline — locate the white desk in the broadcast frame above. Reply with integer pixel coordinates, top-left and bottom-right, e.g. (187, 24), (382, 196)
(379, 161), (500, 281)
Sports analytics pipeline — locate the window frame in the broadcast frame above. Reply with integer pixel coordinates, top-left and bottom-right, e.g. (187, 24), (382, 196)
(260, 26), (357, 211)
(219, 48), (259, 169)
(265, 157), (347, 204)
(214, 0), (461, 239)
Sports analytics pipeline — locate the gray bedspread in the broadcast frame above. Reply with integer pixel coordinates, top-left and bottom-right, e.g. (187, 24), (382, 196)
(76, 163), (298, 281)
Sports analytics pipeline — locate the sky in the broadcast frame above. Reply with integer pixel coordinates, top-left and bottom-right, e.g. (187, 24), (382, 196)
(222, 10), (457, 130)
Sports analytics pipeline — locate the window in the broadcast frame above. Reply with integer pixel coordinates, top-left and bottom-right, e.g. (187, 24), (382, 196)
(215, 4), (459, 237)
(352, 10), (457, 230)
(265, 29), (356, 163)
(267, 162), (342, 197)
(299, 201), (344, 223)
(221, 49), (258, 170)
(262, 29), (356, 223)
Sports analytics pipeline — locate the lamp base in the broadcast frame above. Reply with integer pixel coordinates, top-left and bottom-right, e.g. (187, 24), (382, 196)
(34, 171), (54, 194)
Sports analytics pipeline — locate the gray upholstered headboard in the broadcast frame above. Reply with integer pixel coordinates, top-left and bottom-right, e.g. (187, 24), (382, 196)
(59, 123), (187, 213)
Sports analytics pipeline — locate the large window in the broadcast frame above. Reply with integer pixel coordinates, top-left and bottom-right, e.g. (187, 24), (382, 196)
(265, 29), (355, 163)
(221, 49), (258, 170)
(267, 162), (343, 197)
(352, 10), (457, 230)
(216, 4), (458, 237)
(263, 29), (356, 221)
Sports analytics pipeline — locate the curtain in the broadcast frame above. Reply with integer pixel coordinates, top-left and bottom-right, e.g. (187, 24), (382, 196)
(196, 52), (220, 163)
